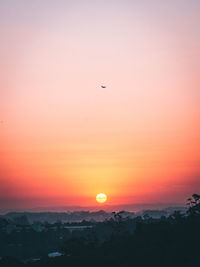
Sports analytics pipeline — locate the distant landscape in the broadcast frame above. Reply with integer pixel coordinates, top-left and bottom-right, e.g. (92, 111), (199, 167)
(0, 194), (199, 267)
(0, 202), (186, 215)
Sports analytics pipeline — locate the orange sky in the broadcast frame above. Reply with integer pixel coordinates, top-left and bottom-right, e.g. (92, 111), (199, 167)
(0, 0), (200, 209)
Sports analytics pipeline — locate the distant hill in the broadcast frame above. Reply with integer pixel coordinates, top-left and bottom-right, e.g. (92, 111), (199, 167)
(0, 202), (185, 214)
(1, 205), (187, 224)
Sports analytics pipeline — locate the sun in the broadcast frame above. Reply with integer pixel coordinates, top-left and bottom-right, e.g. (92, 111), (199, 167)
(96, 193), (107, 204)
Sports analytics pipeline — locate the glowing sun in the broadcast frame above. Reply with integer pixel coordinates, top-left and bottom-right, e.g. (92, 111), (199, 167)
(96, 193), (107, 203)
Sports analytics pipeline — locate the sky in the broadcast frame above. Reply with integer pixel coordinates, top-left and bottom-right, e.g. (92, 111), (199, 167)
(0, 0), (200, 209)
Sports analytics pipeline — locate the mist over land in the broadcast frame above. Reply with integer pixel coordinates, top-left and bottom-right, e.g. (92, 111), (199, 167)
(0, 202), (185, 214)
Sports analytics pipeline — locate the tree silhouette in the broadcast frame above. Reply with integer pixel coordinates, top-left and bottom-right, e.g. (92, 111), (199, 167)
(187, 193), (200, 216)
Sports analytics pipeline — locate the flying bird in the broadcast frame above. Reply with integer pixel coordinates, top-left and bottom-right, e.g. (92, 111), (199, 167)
(101, 85), (106, 88)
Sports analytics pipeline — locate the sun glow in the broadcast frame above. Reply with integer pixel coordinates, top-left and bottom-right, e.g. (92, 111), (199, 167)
(96, 193), (107, 204)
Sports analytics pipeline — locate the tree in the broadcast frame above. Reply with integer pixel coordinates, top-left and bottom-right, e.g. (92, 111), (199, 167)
(187, 194), (200, 216)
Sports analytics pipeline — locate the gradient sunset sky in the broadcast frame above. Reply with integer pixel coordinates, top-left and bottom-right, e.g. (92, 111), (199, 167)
(0, 0), (200, 209)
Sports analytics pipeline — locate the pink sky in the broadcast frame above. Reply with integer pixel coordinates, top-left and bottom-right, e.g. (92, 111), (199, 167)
(0, 0), (200, 209)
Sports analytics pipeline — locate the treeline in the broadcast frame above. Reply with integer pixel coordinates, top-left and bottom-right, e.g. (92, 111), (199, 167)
(1, 194), (200, 267)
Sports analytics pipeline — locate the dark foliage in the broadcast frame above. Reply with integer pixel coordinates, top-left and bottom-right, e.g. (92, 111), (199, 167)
(1, 194), (200, 267)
